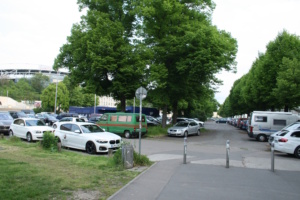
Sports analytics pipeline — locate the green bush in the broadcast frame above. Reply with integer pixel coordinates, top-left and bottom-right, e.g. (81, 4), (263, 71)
(133, 151), (152, 166)
(108, 147), (152, 169)
(41, 132), (58, 151)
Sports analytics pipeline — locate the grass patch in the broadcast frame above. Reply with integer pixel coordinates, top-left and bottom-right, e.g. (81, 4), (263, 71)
(146, 125), (171, 138)
(0, 137), (150, 200)
(147, 125), (207, 138)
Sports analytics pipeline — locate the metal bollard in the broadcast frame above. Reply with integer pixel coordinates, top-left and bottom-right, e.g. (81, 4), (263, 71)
(183, 136), (187, 164)
(226, 140), (230, 168)
(271, 141), (275, 172)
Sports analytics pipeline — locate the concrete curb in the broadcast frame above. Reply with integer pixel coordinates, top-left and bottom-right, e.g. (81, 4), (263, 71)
(107, 162), (157, 200)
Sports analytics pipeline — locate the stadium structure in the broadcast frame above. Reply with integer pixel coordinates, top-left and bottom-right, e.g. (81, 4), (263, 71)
(0, 63), (68, 83)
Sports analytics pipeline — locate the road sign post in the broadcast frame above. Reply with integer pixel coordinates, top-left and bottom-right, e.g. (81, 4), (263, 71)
(135, 87), (147, 155)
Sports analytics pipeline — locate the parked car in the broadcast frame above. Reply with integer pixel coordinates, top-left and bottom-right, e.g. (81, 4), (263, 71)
(146, 115), (161, 124)
(273, 129), (300, 158)
(268, 122), (300, 145)
(9, 118), (54, 142)
(146, 118), (159, 126)
(54, 122), (121, 154)
(88, 116), (102, 124)
(215, 118), (227, 123)
(35, 113), (58, 125)
(176, 117), (188, 122)
(21, 109), (35, 115)
(237, 118), (248, 128)
(53, 117), (86, 129)
(8, 111), (27, 119)
(167, 121), (200, 137)
(0, 111), (14, 135)
(186, 118), (204, 127)
(56, 113), (79, 120)
(240, 120), (248, 130)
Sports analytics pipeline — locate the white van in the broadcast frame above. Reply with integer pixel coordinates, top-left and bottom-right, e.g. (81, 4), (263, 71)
(247, 111), (300, 142)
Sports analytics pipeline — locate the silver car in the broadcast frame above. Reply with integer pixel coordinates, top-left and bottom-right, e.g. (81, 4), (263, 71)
(167, 121), (200, 137)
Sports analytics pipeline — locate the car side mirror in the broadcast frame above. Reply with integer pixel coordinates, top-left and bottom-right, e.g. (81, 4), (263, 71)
(74, 130), (81, 134)
(20, 123), (25, 126)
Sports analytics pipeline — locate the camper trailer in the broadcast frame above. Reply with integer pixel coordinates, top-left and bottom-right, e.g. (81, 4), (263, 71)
(247, 111), (300, 142)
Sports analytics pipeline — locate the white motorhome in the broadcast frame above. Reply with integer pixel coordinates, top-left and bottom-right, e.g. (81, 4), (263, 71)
(247, 111), (300, 142)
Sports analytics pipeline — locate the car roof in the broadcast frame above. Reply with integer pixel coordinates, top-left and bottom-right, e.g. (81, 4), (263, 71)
(14, 118), (41, 121)
(56, 121), (95, 125)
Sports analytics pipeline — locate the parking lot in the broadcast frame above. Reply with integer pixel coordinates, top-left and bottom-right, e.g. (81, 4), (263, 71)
(127, 120), (299, 171)
(110, 121), (300, 200)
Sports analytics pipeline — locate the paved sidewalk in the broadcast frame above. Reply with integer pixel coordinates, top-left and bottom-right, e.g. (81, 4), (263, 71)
(109, 157), (300, 200)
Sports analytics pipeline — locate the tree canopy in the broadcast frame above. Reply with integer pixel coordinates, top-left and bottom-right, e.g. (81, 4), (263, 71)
(219, 30), (300, 117)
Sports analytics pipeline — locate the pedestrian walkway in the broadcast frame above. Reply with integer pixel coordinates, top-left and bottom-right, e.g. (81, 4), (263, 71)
(109, 154), (300, 200)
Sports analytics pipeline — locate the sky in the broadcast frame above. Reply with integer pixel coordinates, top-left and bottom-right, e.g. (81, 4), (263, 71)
(1, 0), (300, 104)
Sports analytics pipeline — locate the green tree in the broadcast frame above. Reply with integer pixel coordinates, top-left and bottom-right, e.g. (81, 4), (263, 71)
(54, 0), (149, 112)
(137, 0), (237, 125)
(273, 58), (300, 111)
(30, 73), (50, 94)
(41, 82), (69, 112)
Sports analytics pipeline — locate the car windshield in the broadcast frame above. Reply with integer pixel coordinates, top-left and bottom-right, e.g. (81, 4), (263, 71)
(80, 124), (104, 133)
(0, 113), (13, 120)
(175, 121), (189, 127)
(26, 120), (46, 126)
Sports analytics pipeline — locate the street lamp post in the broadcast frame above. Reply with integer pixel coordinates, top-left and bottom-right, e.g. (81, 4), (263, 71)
(54, 80), (58, 114)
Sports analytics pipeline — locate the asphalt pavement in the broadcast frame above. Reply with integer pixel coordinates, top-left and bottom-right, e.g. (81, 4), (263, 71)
(108, 122), (300, 200)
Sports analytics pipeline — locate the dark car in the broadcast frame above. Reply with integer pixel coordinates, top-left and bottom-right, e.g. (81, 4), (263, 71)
(88, 116), (101, 124)
(9, 111), (27, 119)
(215, 118), (227, 123)
(35, 113), (58, 125)
(0, 111), (14, 135)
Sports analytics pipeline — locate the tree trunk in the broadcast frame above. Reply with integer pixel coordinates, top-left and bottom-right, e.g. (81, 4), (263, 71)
(120, 96), (126, 112)
(172, 101), (178, 125)
(284, 105), (289, 112)
(162, 105), (168, 128)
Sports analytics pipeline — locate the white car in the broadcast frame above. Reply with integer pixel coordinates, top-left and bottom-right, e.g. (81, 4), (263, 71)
(187, 118), (204, 127)
(53, 117), (86, 129)
(273, 129), (300, 158)
(268, 122), (300, 145)
(54, 122), (121, 154)
(9, 118), (54, 142)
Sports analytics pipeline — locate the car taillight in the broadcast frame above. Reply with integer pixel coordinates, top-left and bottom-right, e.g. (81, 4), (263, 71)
(278, 138), (288, 142)
(250, 126), (253, 132)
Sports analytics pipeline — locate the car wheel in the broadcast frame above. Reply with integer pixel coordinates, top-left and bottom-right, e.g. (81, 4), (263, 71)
(9, 130), (14, 137)
(86, 141), (96, 154)
(124, 131), (131, 139)
(256, 134), (266, 142)
(26, 133), (32, 142)
(197, 130), (200, 136)
(294, 146), (300, 159)
(184, 131), (188, 137)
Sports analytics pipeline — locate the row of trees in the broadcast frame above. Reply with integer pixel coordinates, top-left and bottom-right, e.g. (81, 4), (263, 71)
(54, 0), (238, 126)
(0, 74), (98, 113)
(218, 31), (300, 117)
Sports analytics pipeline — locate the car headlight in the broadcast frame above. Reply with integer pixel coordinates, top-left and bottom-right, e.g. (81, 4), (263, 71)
(96, 140), (108, 144)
